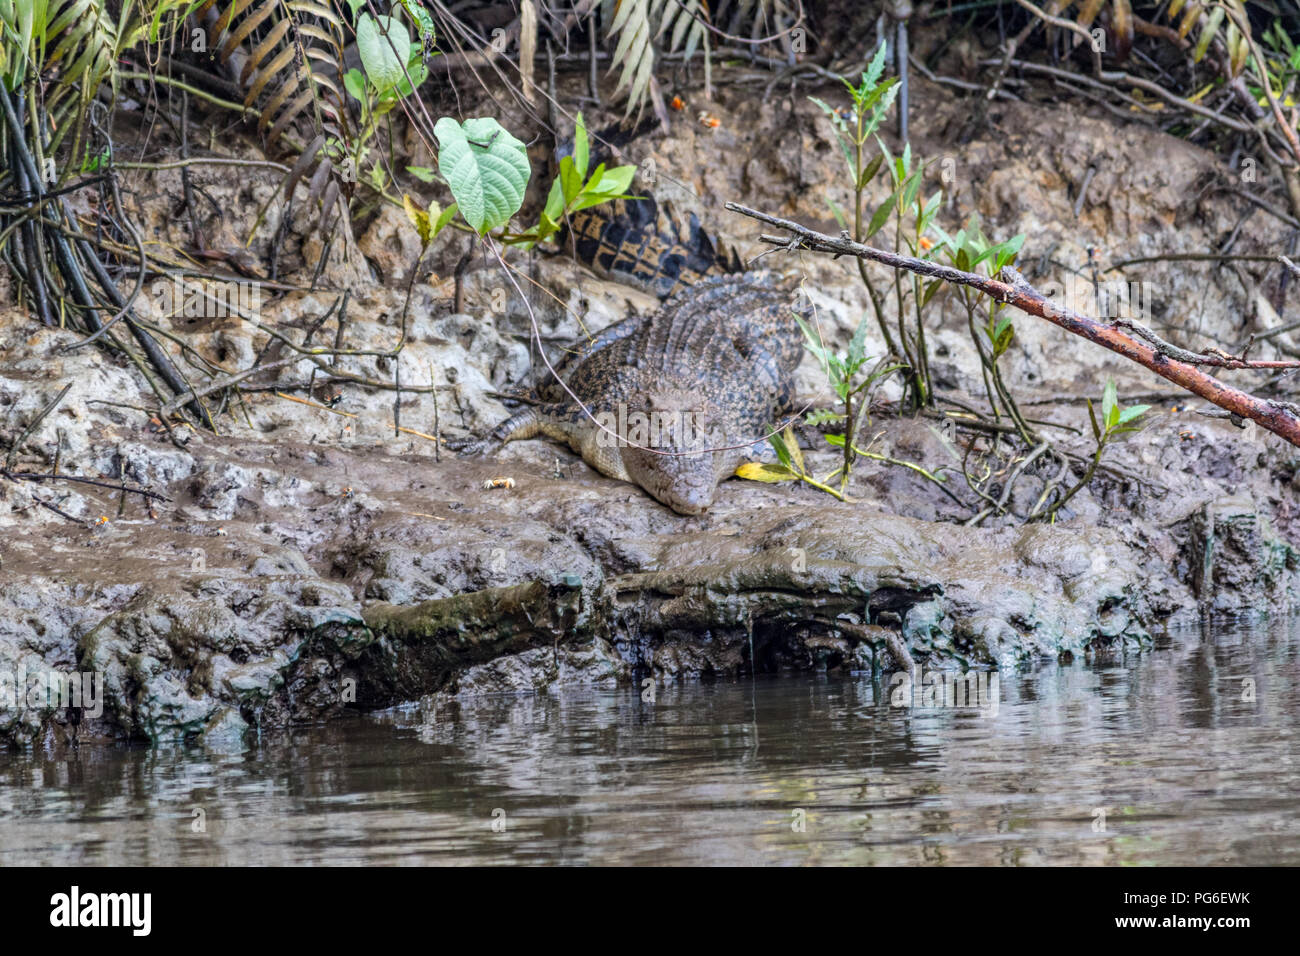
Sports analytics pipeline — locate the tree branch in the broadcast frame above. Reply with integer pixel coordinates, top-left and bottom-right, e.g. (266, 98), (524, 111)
(724, 201), (1300, 449)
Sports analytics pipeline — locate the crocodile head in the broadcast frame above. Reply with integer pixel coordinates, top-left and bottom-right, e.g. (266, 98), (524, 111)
(617, 388), (721, 516)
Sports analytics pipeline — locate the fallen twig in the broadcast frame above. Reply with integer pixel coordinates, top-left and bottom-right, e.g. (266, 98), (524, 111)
(4, 383), (72, 471)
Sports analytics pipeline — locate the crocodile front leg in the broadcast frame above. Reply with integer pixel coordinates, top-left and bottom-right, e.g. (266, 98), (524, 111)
(459, 403), (631, 484)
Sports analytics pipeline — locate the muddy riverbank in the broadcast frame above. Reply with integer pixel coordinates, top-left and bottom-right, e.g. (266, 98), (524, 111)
(4, 68), (1300, 747)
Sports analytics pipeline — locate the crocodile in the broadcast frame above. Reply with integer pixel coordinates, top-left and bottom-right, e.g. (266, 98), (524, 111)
(476, 271), (807, 515)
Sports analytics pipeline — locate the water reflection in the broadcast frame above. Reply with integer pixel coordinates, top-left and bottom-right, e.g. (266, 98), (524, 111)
(1, 617), (1296, 865)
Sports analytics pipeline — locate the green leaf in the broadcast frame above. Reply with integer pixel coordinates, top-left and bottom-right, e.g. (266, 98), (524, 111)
(862, 41), (888, 94)
(992, 316), (1015, 355)
(805, 409), (845, 427)
(825, 197), (848, 230)
(867, 191), (897, 238)
(768, 429), (794, 469)
(860, 75), (898, 115)
(783, 426), (805, 476)
(860, 81), (900, 138)
(343, 68), (367, 103)
(1117, 404), (1150, 425)
(573, 111), (589, 180)
(543, 175), (566, 222)
(560, 156), (583, 205)
(858, 152), (884, 191)
(1087, 398), (1101, 442)
(1103, 381), (1118, 430)
(590, 164), (635, 197)
(434, 201), (459, 235)
(393, 57), (428, 98)
(434, 116), (530, 234)
(406, 165), (436, 183)
(847, 317), (869, 365)
(901, 170), (923, 212)
(1194, 7), (1224, 63)
(356, 14), (411, 94)
(807, 95), (837, 118)
(921, 278), (943, 308)
(824, 433), (846, 447)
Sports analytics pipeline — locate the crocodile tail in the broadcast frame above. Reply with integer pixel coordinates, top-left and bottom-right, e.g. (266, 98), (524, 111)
(561, 196), (743, 300)
(556, 121), (742, 300)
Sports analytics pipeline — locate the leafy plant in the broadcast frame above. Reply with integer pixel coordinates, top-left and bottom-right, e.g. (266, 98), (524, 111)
(809, 44), (902, 371)
(505, 112), (637, 248)
(433, 116), (530, 235)
(795, 314), (904, 493)
(1042, 381), (1149, 520)
(735, 423), (853, 501)
(737, 311), (952, 501)
(336, 10), (433, 199)
(401, 111), (635, 258)
(930, 215), (1030, 441)
(810, 43), (950, 409)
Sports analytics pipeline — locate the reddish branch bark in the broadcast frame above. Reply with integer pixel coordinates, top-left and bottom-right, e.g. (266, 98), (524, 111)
(724, 201), (1300, 449)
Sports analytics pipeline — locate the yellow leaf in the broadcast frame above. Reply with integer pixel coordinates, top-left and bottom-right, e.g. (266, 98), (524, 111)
(402, 193), (432, 246)
(735, 462), (798, 483)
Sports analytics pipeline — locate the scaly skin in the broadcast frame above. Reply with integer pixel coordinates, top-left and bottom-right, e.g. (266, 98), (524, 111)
(482, 272), (805, 515)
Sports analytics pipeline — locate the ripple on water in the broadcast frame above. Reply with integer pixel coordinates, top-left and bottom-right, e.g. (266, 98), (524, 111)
(0, 618), (1297, 864)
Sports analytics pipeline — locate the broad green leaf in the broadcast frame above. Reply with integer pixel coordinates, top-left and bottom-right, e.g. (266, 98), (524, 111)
(406, 165), (436, 183)
(357, 14), (411, 94)
(589, 164), (635, 197)
(434, 116), (530, 234)
(394, 57), (428, 97)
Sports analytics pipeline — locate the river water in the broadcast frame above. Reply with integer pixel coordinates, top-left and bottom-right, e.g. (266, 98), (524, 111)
(1, 618), (1296, 865)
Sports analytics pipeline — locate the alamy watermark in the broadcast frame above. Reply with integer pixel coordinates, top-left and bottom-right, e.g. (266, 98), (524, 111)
(1041, 274), (1154, 321)
(594, 402), (708, 448)
(149, 275), (261, 321)
(890, 667), (999, 718)
(0, 666), (103, 718)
